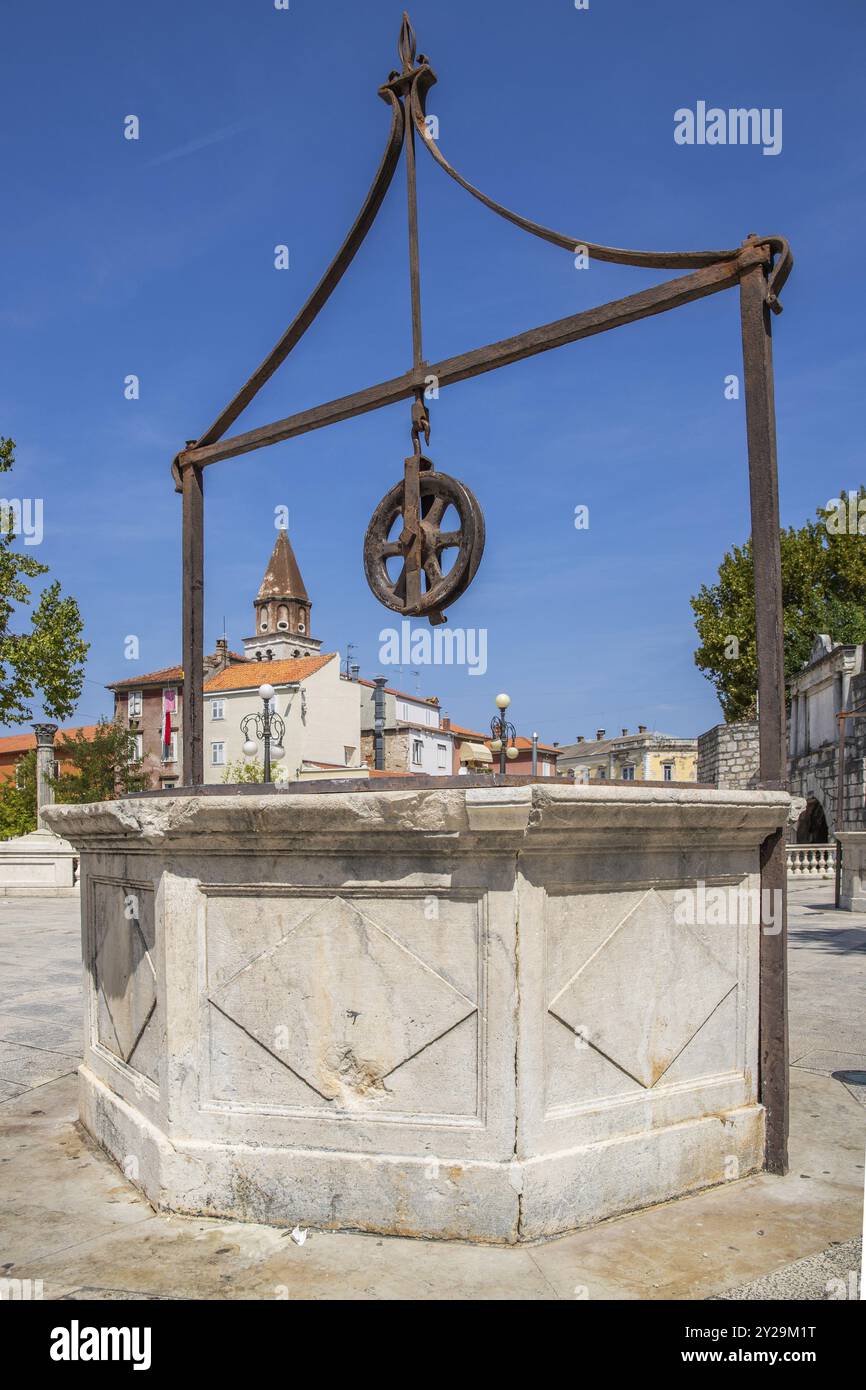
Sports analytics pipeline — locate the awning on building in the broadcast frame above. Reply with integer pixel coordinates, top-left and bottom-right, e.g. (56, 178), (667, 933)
(459, 741), (492, 765)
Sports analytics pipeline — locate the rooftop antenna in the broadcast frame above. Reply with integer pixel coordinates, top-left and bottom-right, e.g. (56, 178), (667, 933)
(344, 641), (357, 678)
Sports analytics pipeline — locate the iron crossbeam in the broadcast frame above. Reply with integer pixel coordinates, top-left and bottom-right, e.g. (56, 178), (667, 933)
(175, 248), (767, 478)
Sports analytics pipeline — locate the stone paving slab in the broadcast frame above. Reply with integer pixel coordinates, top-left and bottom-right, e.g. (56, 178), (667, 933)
(711, 1237), (861, 1301)
(0, 886), (863, 1300)
(0, 1015), (81, 1056)
(0, 1040), (77, 1090)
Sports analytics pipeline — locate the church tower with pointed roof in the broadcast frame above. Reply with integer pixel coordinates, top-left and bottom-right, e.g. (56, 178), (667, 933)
(243, 529), (323, 662)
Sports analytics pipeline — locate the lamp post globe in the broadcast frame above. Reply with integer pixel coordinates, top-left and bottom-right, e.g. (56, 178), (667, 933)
(491, 693), (517, 775)
(239, 686), (286, 786)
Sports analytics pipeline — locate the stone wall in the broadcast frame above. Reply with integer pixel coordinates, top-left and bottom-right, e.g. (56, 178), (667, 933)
(360, 728), (412, 773)
(698, 679), (866, 839)
(788, 670), (866, 837)
(697, 722), (760, 790)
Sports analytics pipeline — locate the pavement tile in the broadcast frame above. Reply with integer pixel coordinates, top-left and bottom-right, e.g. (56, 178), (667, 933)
(0, 1041), (78, 1089)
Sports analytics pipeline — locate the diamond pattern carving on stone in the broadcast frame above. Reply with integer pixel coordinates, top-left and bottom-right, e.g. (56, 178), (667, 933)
(210, 895), (477, 1102)
(93, 885), (157, 1067)
(547, 888), (736, 1089)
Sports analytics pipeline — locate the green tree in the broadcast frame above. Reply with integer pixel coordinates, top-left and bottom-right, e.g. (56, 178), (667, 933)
(692, 486), (866, 721)
(0, 748), (36, 839)
(0, 436), (89, 724)
(52, 720), (146, 803)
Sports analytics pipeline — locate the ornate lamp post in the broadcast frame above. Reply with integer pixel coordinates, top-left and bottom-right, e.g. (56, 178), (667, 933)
(489, 692), (518, 775)
(240, 683), (286, 785)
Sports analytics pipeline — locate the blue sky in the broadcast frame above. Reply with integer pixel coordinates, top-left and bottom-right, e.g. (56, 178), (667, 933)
(1, 0), (863, 743)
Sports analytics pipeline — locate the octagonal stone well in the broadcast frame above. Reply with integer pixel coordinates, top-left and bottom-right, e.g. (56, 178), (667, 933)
(45, 780), (788, 1244)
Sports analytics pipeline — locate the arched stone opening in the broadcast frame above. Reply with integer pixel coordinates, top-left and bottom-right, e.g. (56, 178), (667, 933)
(796, 797), (829, 844)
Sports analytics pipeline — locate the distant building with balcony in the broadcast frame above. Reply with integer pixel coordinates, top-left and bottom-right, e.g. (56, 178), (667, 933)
(357, 679), (455, 775)
(447, 724), (560, 776)
(556, 727), (697, 783)
(106, 642), (244, 790)
(203, 653), (361, 783)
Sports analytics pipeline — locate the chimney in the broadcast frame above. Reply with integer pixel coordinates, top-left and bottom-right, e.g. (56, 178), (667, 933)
(373, 676), (387, 771)
(349, 663), (360, 681)
(576, 735), (585, 743)
(440, 714), (451, 731)
(596, 729), (605, 741)
(215, 637), (229, 670)
(638, 724), (647, 734)
(621, 728), (628, 737)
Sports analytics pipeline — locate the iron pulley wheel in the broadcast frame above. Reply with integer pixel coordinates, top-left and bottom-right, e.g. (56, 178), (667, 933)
(363, 468), (485, 620)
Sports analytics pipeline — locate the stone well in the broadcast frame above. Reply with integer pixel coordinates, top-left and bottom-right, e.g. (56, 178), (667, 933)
(45, 780), (788, 1244)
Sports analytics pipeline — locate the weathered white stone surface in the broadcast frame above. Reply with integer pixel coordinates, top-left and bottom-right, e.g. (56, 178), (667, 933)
(45, 782), (789, 1243)
(0, 828), (78, 896)
(838, 831), (866, 911)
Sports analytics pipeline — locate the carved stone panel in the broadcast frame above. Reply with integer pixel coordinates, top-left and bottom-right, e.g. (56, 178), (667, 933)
(546, 887), (738, 1102)
(91, 879), (159, 1086)
(205, 889), (483, 1118)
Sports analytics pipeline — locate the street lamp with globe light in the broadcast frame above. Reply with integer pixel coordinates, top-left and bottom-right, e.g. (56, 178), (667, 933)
(490, 692), (518, 775)
(240, 682), (286, 785)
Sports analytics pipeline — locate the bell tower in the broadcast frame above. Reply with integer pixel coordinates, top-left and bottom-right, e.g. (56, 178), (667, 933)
(243, 529), (323, 662)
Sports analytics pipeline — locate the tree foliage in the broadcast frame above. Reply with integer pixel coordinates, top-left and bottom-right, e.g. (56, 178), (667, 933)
(0, 436), (89, 724)
(692, 487), (866, 721)
(0, 749), (36, 839)
(52, 720), (147, 803)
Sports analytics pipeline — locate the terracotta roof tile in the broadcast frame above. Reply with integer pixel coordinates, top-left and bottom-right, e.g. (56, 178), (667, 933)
(106, 652), (247, 691)
(354, 678), (440, 706)
(0, 724), (102, 756)
(204, 653), (335, 692)
(106, 664), (183, 690)
(448, 724), (559, 754)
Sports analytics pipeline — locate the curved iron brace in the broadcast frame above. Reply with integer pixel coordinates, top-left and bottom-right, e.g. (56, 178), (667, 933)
(408, 69), (791, 312)
(173, 85), (405, 486)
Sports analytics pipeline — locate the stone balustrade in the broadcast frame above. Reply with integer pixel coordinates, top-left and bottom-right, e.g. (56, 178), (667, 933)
(786, 844), (836, 879)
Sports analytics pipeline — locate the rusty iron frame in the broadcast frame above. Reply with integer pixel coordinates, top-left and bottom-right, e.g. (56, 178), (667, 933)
(171, 13), (793, 1173)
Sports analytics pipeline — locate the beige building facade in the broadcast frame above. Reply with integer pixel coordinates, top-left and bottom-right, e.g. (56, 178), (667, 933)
(202, 654), (361, 783)
(557, 727), (698, 783)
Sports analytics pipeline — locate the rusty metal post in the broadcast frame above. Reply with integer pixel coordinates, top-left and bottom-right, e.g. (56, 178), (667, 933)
(739, 255), (789, 1175)
(181, 461), (204, 787)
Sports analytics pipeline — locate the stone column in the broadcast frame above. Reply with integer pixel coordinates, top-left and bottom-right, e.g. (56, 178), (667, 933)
(33, 723), (58, 831)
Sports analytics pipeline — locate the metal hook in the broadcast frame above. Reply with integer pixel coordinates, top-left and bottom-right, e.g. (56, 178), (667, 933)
(410, 395), (430, 454)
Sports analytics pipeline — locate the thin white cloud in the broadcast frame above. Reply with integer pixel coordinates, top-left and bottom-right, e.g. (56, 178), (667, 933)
(145, 120), (252, 168)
